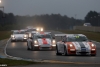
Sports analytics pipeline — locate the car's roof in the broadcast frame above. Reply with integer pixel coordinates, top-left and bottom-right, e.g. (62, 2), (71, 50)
(55, 34), (86, 37)
(66, 34), (86, 37)
(35, 32), (51, 35)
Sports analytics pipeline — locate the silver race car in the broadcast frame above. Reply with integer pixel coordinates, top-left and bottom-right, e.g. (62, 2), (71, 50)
(26, 30), (37, 38)
(11, 30), (28, 42)
(26, 26), (44, 32)
(27, 32), (56, 50)
(55, 34), (96, 56)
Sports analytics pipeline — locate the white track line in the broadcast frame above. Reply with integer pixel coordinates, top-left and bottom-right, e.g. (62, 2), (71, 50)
(4, 38), (21, 58)
(4, 38), (10, 56)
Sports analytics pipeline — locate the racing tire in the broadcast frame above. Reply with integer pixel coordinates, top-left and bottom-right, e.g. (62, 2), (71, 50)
(23, 39), (27, 42)
(27, 42), (30, 50)
(30, 42), (35, 51)
(11, 40), (13, 42)
(56, 46), (61, 55)
(51, 47), (56, 51)
(63, 46), (68, 56)
(11, 40), (15, 42)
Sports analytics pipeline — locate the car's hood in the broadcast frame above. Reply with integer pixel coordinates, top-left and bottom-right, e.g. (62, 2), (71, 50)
(13, 34), (25, 37)
(37, 38), (51, 45)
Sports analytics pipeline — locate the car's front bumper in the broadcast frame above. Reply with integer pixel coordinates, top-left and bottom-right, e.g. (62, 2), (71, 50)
(68, 49), (96, 55)
(67, 48), (95, 55)
(33, 44), (56, 50)
(11, 38), (27, 42)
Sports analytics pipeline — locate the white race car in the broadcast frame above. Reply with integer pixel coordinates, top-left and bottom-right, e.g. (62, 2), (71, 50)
(11, 30), (28, 42)
(26, 26), (44, 32)
(25, 27), (38, 38)
(55, 34), (96, 56)
(27, 32), (56, 50)
(26, 26), (34, 29)
(36, 27), (44, 32)
(26, 31), (38, 39)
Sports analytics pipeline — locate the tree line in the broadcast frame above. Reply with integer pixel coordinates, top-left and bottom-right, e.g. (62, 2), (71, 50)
(15, 14), (84, 30)
(0, 10), (99, 31)
(85, 11), (100, 26)
(0, 10), (16, 30)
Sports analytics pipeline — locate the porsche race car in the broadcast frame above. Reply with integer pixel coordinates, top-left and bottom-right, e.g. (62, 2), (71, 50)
(26, 26), (44, 32)
(27, 32), (56, 50)
(11, 30), (28, 42)
(26, 30), (37, 38)
(55, 34), (96, 56)
(36, 27), (44, 32)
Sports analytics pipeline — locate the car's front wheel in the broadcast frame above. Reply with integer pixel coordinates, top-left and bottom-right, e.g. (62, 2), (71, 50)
(27, 42), (30, 50)
(30, 42), (35, 51)
(63, 46), (68, 56)
(56, 45), (61, 55)
(11, 40), (15, 42)
(11, 40), (13, 42)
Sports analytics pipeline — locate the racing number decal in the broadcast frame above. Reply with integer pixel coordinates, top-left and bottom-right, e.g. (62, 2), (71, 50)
(42, 38), (48, 44)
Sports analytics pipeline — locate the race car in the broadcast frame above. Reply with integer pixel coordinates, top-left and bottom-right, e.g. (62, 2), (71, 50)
(26, 26), (44, 32)
(27, 32), (56, 51)
(36, 27), (44, 32)
(26, 28), (37, 32)
(11, 30), (28, 42)
(26, 26), (34, 29)
(26, 30), (37, 38)
(25, 27), (40, 38)
(55, 34), (96, 56)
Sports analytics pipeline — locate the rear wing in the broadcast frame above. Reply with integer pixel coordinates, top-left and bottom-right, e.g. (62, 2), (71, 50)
(55, 34), (67, 37)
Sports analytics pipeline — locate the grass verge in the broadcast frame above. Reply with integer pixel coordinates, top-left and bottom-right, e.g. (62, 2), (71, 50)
(0, 58), (39, 66)
(60, 30), (100, 42)
(0, 31), (11, 40)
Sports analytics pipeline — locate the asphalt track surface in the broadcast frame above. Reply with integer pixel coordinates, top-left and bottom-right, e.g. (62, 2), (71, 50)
(6, 31), (100, 63)
(12, 64), (100, 67)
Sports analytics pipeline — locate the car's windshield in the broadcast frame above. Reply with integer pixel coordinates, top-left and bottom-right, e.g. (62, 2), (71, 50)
(67, 36), (88, 42)
(34, 34), (51, 39)
(27, 29), (36, 32)
(13, 32), (25, 34)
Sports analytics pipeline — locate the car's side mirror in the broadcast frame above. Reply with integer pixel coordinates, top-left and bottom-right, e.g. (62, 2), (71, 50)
(62, 40), (66, 43)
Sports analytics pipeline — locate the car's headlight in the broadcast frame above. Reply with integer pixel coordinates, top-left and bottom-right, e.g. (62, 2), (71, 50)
(91, 44), (95, 47)
(52, 40), (56, 47)
(34, 40), (38, 44)
(41, 28), (43, 31)
(36, 28), (39, 31)
(52, 40), (56, 44)
(24, 35), (27, 38)
(11, 35), (15, 38)
(70, 44), (73, 47)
